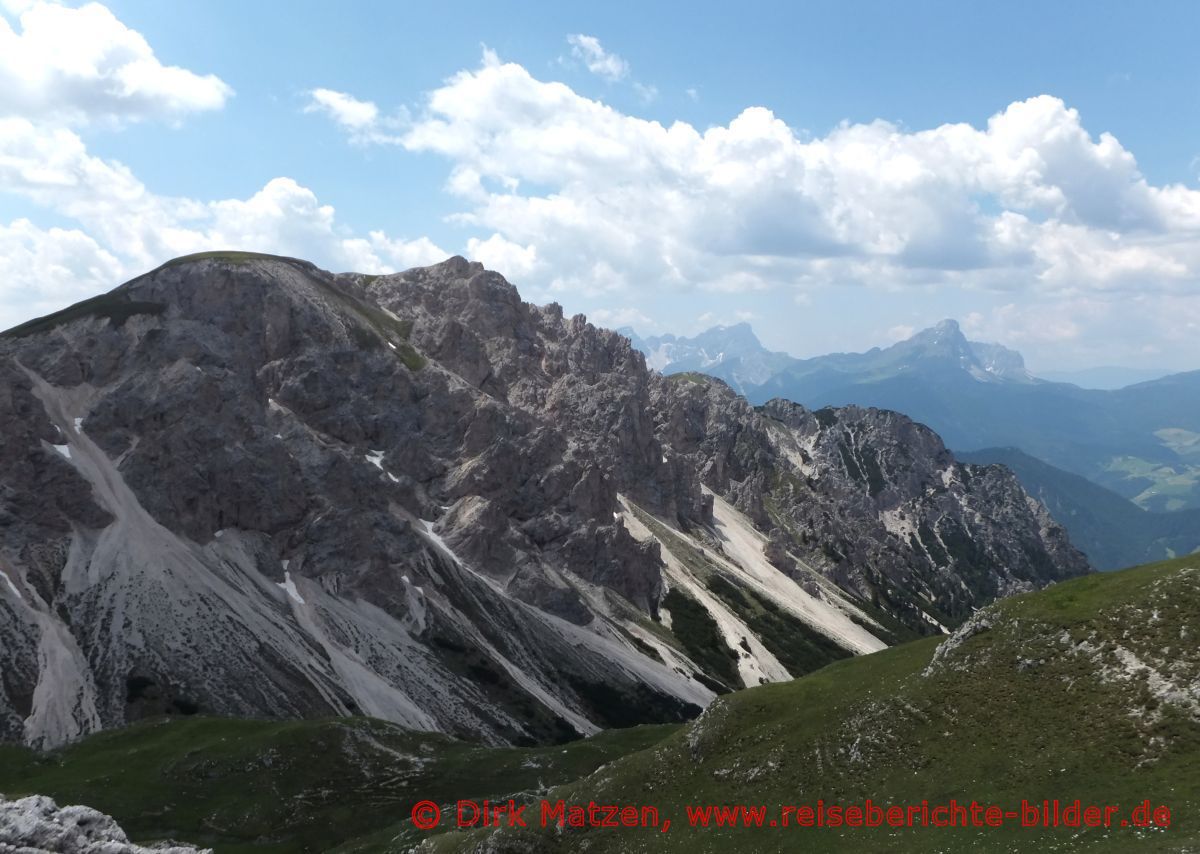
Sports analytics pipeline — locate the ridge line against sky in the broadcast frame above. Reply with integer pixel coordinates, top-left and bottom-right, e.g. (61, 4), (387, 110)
(1, 0), (1199, 371)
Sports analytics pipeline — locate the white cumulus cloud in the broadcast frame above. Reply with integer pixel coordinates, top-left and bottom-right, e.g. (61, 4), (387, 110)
(0, 218), (124, 330)
(566, 34), (629, 82)
(0, 119), (447, 329)
(306, 88), (378, 131)
(466, 233), (539, 279)
(0, 1), (449, 333)
(382, 51), (1200, 307)
(303, 88), (407, 144)
(0, 0), (232, 125)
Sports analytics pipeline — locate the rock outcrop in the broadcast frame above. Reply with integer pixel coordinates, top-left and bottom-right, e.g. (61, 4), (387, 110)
(0, 795), (208, 854)
(651, 377), (1088, 629)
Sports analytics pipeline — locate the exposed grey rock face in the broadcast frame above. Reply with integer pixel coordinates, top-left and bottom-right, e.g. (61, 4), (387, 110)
(0, 252), (1088, 748)
(345, 260), (705, 526)
(0, 254), (707, 749)
(0, 795), (208, 854)
(968, 339), (1034, 383)
(651, 375), (1089, 632)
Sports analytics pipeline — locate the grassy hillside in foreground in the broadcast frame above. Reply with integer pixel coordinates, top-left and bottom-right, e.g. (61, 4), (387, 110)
(2, 556), (1197, 853)
(429, 555), (1200, 853)
(0, 717), (678, 853)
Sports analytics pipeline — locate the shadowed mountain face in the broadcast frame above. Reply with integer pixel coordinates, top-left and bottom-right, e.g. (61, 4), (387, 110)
(0, 253), (1087, 749)
(630, 320), (1200, 513)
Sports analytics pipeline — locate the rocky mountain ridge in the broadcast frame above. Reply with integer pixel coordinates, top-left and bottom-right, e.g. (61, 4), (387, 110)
(0, 252), (1087, 749)
(629, 318), (1200, 513)
(651, 375), (1085, 629)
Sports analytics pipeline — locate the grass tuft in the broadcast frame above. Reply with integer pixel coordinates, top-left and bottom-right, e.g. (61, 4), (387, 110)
(2, 292), (165, 338)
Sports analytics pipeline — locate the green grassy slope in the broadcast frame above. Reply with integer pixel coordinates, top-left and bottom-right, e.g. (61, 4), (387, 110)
(435, 555), (1200, 853)
(4, 556), (1196, 853)
(0, 717), (678, 853)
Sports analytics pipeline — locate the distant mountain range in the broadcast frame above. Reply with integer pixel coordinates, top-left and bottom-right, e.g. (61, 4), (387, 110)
(626, 320), (1200, 568)
(620, 323), (796, 394)
(622, 319), (1036, 396)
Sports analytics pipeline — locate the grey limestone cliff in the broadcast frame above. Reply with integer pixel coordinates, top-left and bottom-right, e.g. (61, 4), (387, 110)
(0, 252), (1089, 748)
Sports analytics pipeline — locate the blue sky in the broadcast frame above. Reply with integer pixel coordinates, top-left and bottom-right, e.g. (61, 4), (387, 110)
(2, 0), (1199, 371)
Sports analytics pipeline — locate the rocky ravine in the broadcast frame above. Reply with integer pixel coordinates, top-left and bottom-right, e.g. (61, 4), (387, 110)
(0, 252), (1089, 749)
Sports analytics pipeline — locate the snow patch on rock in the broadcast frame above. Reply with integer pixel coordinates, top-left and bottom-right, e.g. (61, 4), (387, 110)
(277, 571), (305, 605)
